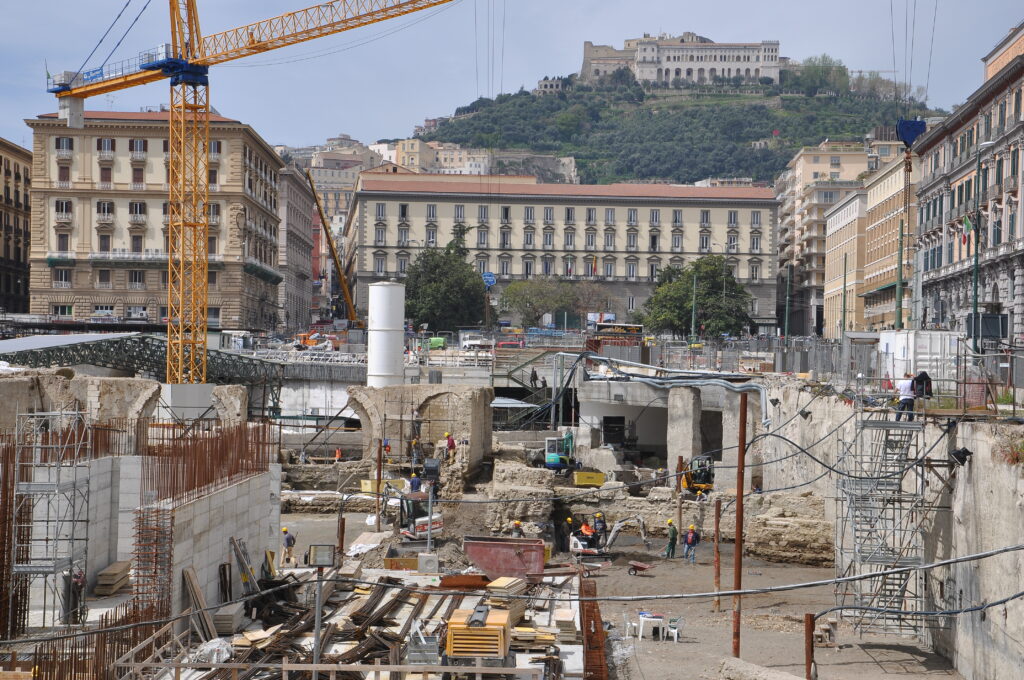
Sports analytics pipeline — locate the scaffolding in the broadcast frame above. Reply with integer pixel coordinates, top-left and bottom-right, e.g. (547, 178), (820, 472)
(8, 411), (91, 631)
(834, 404), (955, 637)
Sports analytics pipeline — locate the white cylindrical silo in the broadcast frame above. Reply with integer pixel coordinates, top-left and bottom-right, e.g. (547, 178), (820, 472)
(367, 281), (406, 387)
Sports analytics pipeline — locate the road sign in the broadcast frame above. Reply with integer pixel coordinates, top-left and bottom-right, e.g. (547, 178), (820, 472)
(482, 272), (496, 287)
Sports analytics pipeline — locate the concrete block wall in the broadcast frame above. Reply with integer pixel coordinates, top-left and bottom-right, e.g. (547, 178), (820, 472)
(85, 457), (117, 592)
(170, 467), (281, 615)
(115, 457), (142, 561)
(924, 422), (1024, 680)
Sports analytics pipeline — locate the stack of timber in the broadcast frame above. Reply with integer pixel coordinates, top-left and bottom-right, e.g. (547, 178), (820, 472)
(485, 577), (528, 625)
(445, 608), (511, 658)
(93, 561), (130, 596)
(553, 608), (580, 643)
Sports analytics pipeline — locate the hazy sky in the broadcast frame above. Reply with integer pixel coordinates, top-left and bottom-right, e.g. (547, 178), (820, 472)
(1, 1), (1021, 149)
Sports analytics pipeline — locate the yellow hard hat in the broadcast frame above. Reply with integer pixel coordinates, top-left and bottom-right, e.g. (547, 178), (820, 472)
(689, 524), (696, 530)
(666, 519), (673, 524)
(595, 513), (603, 518)
(566, 517), (573, 523)
(445, 432), (450, 437)
(412, 473), (417, 477)
(514, 520), (522, 525)
(282, 527), (288, 533)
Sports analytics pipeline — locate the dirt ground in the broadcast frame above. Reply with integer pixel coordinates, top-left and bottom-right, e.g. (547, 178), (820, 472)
(283, 514), (962, 680)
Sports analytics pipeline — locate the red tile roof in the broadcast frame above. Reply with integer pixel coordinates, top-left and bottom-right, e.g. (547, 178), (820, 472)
(360, 178), (775, 200)
(38, 111), (239, 123)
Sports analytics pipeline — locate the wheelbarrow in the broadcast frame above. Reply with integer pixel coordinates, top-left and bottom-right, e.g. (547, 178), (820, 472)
(627, 560), (654, 576)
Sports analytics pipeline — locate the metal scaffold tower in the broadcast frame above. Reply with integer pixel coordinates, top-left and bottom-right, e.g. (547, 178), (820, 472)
(9, 412), (90, 630)
(835, 407), (936, 637)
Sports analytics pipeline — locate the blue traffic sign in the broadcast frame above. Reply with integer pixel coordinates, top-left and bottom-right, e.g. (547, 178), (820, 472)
(482, 271), (496, 287)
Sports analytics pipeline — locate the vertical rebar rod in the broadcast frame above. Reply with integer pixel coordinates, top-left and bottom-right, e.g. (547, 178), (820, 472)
(731, 392), (748, 658)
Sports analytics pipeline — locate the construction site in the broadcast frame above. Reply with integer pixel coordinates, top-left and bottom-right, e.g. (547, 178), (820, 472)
(0, 278), (1021, 680)
(0, 2), (1022, 679)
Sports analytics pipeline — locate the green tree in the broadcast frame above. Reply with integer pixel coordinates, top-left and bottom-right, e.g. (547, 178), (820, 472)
(501, 278), (567, 327)
(404, 245), (485, 331)
(638, 256), (752, 337)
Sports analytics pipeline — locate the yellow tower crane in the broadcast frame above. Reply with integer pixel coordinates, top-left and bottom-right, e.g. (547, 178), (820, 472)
(49, 0), (452, 383)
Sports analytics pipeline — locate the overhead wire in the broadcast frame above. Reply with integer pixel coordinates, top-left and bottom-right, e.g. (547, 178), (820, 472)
(908, 0), (918, 104)
(98, 0), (154, 71)
(219, 0), (463, 69)
(70, 0), (134, 81)
(924, 0), (939, 103)
(889, 0), (900, 103)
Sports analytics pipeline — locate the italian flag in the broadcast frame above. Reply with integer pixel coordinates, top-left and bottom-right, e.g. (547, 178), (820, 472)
(962, 216), (972, 245)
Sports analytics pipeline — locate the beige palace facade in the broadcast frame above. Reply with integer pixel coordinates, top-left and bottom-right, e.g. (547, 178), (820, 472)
(344, 174), (779, 332)
(26, 110), (284, 331)
(823, 190), (867, 339)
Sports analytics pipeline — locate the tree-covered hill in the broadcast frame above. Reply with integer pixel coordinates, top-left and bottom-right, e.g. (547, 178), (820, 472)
(423, 74), (938, 184)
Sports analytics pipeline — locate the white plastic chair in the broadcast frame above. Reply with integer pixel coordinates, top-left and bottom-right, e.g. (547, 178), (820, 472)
(666, 616), (683, 642)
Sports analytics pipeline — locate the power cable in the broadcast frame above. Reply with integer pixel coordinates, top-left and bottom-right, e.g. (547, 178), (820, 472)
(219, 1), (463, 69)
(924, 0), (939, 103)
(889, 0), (900, 102)
(473, 0), (480, 97)
(70, 0), (134, 81)
(98, 0), (153, 70)
(816, 588), (1024, 621)
(908, 0), (918, 103)
(7, 542), (1021, 647)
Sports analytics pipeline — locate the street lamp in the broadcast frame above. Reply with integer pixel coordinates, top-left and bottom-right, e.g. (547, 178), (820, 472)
(972, 140), (997, 354)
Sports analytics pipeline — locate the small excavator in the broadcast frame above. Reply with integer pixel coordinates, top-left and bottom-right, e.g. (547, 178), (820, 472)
(382, 481), (442, 541)
(679, 455), (715, 494)
(569, 515), (650, 557)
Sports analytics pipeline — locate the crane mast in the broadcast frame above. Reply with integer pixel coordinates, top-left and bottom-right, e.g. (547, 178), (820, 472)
(50, 0), (453, 382)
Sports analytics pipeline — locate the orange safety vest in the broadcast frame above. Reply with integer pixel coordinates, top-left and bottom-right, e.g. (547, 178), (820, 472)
(581, 524), (594, 537)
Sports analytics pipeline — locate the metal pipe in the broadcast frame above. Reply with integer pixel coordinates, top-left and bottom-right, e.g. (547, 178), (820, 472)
(714, 498), (722, 612)
(312, 567), (324, 680)
(375, 438), (383, 532)
(804, 613), (815, 680)
(731, 392), (748, 658)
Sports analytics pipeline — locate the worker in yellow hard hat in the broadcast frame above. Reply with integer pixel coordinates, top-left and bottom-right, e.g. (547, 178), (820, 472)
(593, 513), (608, 547)
(682, 523), (702, 565)
(511, 519), (524, 538)
(663, 519), (678, 559)
(409, 472), (422, 493)
(281, 527), (297, 567)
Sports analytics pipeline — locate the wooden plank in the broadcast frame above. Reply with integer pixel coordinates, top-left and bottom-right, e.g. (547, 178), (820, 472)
(182, 566), (217, 642)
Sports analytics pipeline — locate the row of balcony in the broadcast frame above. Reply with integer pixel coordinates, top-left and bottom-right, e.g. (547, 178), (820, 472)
(56, 149), (222, 164)
(374, 240), (757, 254)
(50, 180), (221, 193)
(386, 218), (720, 230)
(54, 213), (221, 226)
(47, 250), (225, 262)
(369, 270), (767, 284)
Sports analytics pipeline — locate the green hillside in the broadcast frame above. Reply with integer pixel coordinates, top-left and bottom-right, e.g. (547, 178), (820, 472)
(423, 77), (938, 184)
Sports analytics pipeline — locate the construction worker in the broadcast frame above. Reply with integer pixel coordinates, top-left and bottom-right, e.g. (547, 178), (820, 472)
(663, 519), (678, 559)
(593, 512), (608, 547)
(696, 490), (707, 502)
(281, 527), (297, 567)
(409, 473), (422, 493)
(511, 520), (525, 538)
(445, 432), (456, 460)
(580, 519), (596, 547)
(682, 524), (701, 565)
(334, 448), (342, 464)
(558, 517), (574, 553)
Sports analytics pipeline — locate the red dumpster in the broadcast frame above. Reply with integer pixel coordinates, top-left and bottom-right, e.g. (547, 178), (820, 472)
(462, 536), (547, 580)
